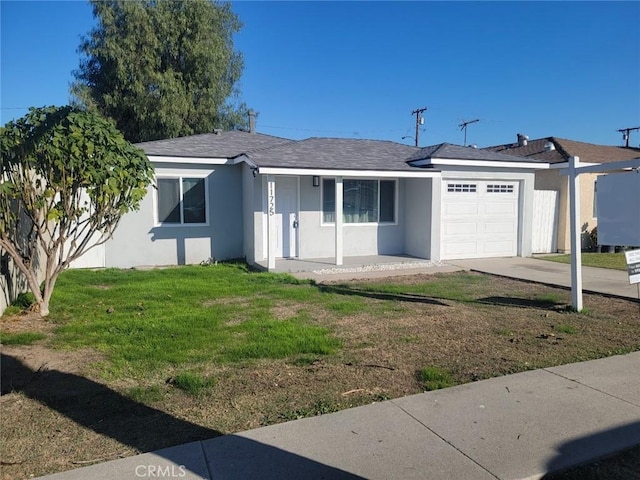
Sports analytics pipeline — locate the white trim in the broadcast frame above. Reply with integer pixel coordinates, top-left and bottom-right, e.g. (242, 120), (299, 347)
(560, 157), (640, 175)
(257, 167), (440, 178)
(568, 156), (583, 311)
(267, 175), (276, 270)
(153, 174), (209, 227)
(148, 155), (233, 165)
(335, 177), (343, 266)
(410, 158), (549, 170)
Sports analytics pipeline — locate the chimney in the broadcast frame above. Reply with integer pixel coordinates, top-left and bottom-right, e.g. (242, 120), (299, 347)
(517, 133), (529, 147)
(248, 110), (256, 134)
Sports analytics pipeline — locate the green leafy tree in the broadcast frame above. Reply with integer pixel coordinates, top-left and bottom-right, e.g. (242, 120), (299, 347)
(0, 106), (154, 317)
(72, 0), (248, 143)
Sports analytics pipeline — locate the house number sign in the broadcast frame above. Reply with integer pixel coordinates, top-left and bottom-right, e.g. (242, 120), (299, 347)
(268, 182), (275, 216)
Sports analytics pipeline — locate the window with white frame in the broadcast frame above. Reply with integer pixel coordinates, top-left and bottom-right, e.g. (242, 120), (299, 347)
(322, 178), (396, 224)
(156, 177), (207, 224)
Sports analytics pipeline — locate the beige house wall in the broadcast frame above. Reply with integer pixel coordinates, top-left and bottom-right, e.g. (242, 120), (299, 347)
(534, 169), (598, 253)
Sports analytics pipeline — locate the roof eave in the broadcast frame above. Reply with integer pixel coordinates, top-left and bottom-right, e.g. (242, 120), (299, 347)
(408, 157), (550, 169)
(256, 167), (440, 178)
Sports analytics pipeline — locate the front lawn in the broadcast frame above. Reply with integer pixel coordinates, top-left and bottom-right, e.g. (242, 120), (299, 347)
(539, 252), (629, 271)
(1, 263), (639, 478)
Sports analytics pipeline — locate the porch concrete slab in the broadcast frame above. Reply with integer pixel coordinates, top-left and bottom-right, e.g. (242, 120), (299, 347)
(450, 256), (638, 300)
(392, 366), (640, 480)
(545, 351), (640, 407)
(201, 400), (495, 480)
(38, 441), (210, 480)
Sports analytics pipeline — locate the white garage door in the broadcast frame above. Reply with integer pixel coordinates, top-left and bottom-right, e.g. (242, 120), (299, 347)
(441, 181), (519, 260)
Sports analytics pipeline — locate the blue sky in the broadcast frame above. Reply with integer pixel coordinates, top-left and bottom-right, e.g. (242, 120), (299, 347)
(1, 1), (639, 148)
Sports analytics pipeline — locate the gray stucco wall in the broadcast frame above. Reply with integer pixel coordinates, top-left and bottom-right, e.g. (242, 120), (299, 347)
(242, 163), (256, 265)
(105, 163), (244, 268)
(404, 178), (432, 259)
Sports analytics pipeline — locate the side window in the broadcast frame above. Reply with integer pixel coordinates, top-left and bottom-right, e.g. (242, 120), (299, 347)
(157, 177), (206, 225)
(322, 178), (336, 223)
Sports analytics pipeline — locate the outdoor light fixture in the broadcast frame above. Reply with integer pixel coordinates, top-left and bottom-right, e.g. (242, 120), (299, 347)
(312, 176), (320, 187)
(252, 167), (258, 178)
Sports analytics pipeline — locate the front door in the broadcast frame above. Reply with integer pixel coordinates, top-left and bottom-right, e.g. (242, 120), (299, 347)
(275, 177), (298, 258)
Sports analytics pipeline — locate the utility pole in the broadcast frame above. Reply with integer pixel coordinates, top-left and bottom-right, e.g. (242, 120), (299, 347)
(617, 126), (640, 147)
(411, 107), (427, 147)
(459, 119), (479, 146)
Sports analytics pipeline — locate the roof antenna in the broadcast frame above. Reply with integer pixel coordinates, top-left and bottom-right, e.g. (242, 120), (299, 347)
(459, 119), (479, 146)
(617, 126), (640, 147)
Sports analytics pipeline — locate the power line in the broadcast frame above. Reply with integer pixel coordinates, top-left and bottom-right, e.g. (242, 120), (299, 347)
(260, 124), (407, 136)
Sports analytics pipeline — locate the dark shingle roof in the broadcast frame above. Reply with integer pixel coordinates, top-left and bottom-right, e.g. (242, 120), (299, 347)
(245, 137), (421, 171)
(136, 130), (292, 158)
(406, 143), (547, 164)
(486, 137), (640, 164)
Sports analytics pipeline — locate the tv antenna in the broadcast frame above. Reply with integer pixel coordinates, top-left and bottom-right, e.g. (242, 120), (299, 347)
(617, 126), (640, 147)
(459, 119), (479, 146)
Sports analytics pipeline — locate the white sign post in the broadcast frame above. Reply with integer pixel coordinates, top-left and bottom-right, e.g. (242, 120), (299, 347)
(563, 156), (640, 312)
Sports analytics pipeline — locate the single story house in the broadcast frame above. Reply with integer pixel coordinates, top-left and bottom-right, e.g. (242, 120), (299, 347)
(486, 135), (640, 253)
(72, 128), (549, 270)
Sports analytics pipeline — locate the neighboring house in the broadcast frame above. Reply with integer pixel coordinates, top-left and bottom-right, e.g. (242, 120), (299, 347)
(78, 128), (548, 270)
(486, 135), (640, 253)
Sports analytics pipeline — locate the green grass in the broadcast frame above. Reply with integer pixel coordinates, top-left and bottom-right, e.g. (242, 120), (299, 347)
(540, 253), (628, 271)
(39, 267), (555, 379)
(555, 324), (577, 334)
(335, 272), (490, 303)
(0, 331), (47, 345)
(48, 264), (341, 378)
(127, 385), (165, 403)
(494, 327), (513, 336)
(2, 292), (37, 317)
(535, 293), (565, 305)
(419, 366), (455, 391)
(170, 372), (216, 396)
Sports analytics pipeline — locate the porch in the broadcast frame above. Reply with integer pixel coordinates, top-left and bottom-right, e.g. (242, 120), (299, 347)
(254, 254), (442, 274)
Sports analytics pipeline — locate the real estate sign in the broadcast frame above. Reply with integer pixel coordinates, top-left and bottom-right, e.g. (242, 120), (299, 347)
(625, 249), (640, 285)
(596, 172), (640, 247)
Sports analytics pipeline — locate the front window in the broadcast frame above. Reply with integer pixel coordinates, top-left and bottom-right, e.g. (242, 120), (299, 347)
(157, 177), (206, 224)
(322, 178), (396, 224)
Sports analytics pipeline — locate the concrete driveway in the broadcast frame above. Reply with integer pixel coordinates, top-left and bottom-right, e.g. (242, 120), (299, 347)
(450, 256), (638, 300)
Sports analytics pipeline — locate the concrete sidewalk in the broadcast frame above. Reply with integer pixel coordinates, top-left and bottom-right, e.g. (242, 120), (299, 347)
(451, 256), (639, 300)
(39, 352), (640, 480)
